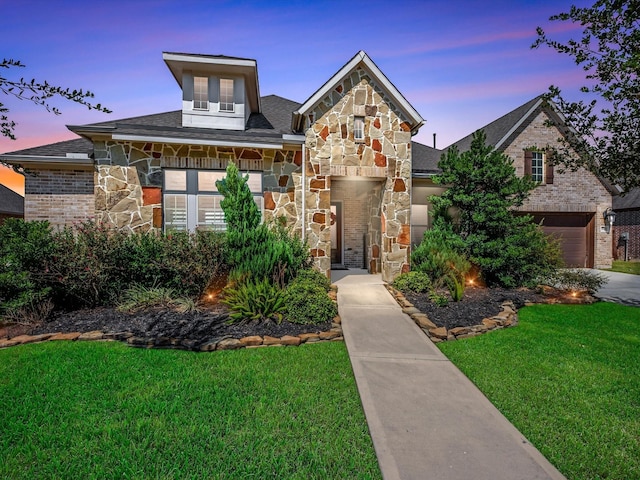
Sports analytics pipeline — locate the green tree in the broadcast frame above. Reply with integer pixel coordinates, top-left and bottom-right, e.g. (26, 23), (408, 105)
(1, 59), (111, 141)
(532, 0), (640, 193)
(432, 131), (560, 287)
(215, 161), (261, 232)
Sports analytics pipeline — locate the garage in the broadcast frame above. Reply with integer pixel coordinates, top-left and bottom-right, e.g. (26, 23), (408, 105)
(529, 213), (595, 268)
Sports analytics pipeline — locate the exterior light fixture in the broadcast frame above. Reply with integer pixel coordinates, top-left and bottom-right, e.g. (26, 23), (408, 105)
(603, 208), (616, 233)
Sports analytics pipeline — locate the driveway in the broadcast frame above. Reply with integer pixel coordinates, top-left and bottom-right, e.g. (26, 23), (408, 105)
(592, 269), (640, 307)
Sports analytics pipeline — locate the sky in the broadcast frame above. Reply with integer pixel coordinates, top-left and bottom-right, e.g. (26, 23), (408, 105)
(0, 0), (591, 196)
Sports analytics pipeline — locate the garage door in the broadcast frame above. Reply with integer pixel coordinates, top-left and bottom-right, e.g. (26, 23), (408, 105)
(529, 213), (594, 268)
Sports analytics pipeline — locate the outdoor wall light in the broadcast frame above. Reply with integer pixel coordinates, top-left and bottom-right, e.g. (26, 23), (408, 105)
(603, 207), (616, 233)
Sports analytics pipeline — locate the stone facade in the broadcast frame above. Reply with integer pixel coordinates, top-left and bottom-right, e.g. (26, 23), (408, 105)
(24, 168), (94, 229)
(93, 139), (302, 233)
(504, 110), (613, 268)
(303, 68), (413, 281)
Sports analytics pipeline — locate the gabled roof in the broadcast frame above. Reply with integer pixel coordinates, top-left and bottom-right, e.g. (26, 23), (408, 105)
(448, 96), (543, 152)
(448, 95), (619, 195)
(292, 51), (424, 133)
(0, 184), (24, 215)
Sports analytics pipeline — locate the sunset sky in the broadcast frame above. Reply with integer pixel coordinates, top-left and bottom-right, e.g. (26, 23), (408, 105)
(0, 0), (590, 196)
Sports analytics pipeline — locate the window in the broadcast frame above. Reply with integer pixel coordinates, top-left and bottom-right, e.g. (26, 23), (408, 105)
(354, 116), (364, 142)
(219, 78), (234, 112)
(524, 150), (554, 184)
(193, 77), (209, 110)
(163, 169), (262, 232)
(531, 151), (544, 183)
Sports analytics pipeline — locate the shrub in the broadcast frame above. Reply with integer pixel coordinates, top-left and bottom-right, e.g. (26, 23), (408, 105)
(392, 271), (432, 294)
(411, 223), (470, 289)
(0, 219), (54, 314)
(540, 269), (608, 294)
(117, 284), (177, 313)
(227, 222), (311, 287)
(284, 276), (337, 325)
(46, 222), (227, 309)
(428, 289), (449, 307)
(291, 268), (332, 291)
(222, 278), (286, 323)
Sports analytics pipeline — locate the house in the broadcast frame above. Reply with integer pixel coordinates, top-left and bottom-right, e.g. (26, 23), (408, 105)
(0, 184), (24, 225)
(612, 189), (640, 261)
(0, 51), (614, 281)
(440, 96), (615, 269)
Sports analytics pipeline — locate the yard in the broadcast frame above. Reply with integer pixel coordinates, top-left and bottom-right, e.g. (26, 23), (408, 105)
(607, 260), (640, 275)
(439, 302), (640, 480)
(0, 341), (381, 479)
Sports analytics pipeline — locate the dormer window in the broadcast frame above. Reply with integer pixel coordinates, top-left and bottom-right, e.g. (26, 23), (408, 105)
(193, 76), (209, 110)
(220, 78), (234, 112)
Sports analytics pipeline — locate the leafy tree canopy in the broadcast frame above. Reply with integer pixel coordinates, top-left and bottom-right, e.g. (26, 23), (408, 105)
(533, 0), (640, 193)
(1, 58), (111, 141)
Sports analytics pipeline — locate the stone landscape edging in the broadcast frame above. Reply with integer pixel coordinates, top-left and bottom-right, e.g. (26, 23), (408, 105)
(385, 285), (518, 342)
(0, 286), (344, 351)
(0, 320), (344, 351)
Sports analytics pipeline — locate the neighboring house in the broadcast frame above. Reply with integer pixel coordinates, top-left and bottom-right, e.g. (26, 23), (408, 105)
(0, 184), (24, 225)
(0, 51), (614, 281)
(612, 189), (640, 261)
(444, 96), (615, 269)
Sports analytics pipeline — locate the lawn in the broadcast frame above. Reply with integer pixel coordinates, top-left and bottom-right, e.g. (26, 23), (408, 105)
(606, 260), (640, 275)
(0, 341), (381, 479)
(439, 302), (640, 480)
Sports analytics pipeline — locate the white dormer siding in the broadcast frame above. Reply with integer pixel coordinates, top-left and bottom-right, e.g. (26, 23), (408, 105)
(181, 73), (246, 130)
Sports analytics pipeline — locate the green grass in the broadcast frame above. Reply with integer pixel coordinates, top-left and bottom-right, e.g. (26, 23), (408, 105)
(0, 341), (381, 479)
(439, 302), (640, 480)
(605, 260), (640, 275)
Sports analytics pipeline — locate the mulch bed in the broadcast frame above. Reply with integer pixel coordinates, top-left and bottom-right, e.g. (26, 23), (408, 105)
(23, 304), (332, 341)
(405, 286), (545, 330)
(4, 286), (553, 343)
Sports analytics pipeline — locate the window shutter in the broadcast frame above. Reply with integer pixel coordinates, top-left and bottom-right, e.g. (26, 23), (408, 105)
(545, 152), (554, 184)
(524, 150), (532, 177)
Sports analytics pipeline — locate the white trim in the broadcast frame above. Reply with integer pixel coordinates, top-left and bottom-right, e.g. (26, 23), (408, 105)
(293, 51), (424, 131)
(282, 134), (305, 143)
(0, 155), (93, 166)
(162, 52), (256, 68)
(494, 98), (543, 150)
(111, 134), (283, 150)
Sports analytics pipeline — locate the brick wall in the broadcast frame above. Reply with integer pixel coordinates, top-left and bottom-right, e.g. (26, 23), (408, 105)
(503, 109), (613, 268)
(24, 168), (94, 228)
(613, 210), (640, 260)
(331, 180), (377, 268)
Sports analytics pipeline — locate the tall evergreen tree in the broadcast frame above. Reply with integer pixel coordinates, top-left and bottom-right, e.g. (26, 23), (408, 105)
(215, 161), (261, 233)
(432, 131), (561, 287)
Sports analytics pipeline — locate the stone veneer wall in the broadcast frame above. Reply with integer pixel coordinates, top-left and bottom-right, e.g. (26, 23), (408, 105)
(24, 167), (94, 229)
(93, 140), (301, 233)
(304, 68), (413, 281)
(504, 110), (613, 268)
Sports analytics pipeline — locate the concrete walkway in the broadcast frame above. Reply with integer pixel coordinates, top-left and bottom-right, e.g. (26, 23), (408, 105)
(332, 269), (565, 480)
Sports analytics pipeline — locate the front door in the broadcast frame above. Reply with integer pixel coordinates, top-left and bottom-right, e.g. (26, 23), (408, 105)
(330, 202), (343, 265)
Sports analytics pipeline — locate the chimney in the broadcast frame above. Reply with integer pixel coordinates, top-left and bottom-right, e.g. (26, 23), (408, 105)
(433, 133), (436, 149)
